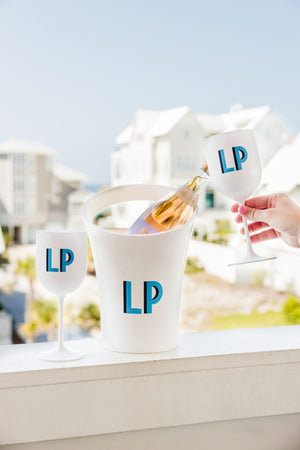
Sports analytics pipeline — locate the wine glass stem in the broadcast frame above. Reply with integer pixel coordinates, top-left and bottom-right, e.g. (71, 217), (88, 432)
(240, 203), (254, 255)
(58, 295), (65, 352)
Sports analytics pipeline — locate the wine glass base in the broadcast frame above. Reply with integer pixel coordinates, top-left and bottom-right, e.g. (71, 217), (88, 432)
(228, 255), (277, 267)
(38, 347), (85, 362)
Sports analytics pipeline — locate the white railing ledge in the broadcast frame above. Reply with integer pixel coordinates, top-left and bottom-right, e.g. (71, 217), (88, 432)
(1, 326), (300, 388)
(2, 327), (300, 447)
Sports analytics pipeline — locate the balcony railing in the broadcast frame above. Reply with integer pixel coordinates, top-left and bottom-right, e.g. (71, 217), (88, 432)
(1, 327), (300, 449)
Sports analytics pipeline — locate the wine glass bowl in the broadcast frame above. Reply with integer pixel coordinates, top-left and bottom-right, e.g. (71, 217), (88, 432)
(206, 129), (262, 204)
(36, 231), (87, 296)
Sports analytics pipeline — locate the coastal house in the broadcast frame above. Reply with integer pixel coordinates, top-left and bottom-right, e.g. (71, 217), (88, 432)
(0, 140), (54, 243)
(111, 105), (289, 228)
(262, 132), (300, 204)
(0, 139), (88, 243)
(48, 163), (88, 229)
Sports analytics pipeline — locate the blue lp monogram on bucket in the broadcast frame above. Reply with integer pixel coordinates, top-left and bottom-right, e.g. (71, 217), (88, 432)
(123, 280), (163, 314)
(46, 248), (74, 272)
(218, 146), (248, 173)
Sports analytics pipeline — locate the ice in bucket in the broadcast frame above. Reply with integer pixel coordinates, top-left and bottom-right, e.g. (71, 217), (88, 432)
(82, 184), (195, 353)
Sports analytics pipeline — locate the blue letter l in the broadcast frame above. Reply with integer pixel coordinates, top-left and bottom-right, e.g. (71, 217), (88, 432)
(123, 281), (142, 314)
(218, 149), (235, 174)
(46, 248), (59, 272)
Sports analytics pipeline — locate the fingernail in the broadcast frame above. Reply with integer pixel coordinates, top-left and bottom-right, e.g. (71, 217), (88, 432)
(240, 206), (247, 214)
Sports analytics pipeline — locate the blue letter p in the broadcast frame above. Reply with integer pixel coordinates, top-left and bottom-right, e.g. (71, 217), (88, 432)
(233, 146), (248, 171)
(60, 249), (74, 272)
(144, 281), (163, 314)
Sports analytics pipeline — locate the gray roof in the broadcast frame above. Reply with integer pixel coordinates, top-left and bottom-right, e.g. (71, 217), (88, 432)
(116, 106), (190, 144)
(0, 139), (55, 156)
(53, 163), (87, 183)
(117, 105), (271, 144)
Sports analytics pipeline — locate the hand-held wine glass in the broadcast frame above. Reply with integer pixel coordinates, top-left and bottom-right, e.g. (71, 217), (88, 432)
(206, 129), (276, 266)
(36, 230), (87, 361)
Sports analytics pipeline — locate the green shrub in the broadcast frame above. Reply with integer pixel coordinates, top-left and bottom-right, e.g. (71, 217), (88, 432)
(214, 310), (286, 330)
(202, 233), (228, 246)
(283, 296), (300, 324)
(185, 257), (204, 274)
(250, 269), (267, 287)
(2, 227), (13, 247)
(215, 219), (232, 234)
(77, 303), (100, 330)
(0, 254), (9, 267)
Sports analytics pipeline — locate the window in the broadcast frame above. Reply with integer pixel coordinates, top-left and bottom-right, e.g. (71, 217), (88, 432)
(27, 155), (36, 169)
(175, 154), (196, 172)
(184, 129), (190, 139)
(265, 128), (271, 139)
(14, 201), (24, 215)
(14, 179), (25, 192)
(26, 198), (36, 214)
(13, 154), (25, 168)
(205, 191), (215, 208)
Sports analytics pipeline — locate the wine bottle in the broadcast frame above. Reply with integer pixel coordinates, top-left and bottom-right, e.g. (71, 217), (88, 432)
(126, 166), (209, 235)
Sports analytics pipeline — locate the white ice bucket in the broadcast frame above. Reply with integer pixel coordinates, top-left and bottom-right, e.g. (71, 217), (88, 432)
(82, 184), (195, 353)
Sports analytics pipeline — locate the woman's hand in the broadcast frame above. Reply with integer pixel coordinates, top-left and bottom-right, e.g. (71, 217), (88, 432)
(231, 193), (300, 248)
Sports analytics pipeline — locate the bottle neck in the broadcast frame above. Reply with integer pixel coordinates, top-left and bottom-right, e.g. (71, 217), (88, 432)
(176, 167), (209, 205)
(187, 167), (209, 191)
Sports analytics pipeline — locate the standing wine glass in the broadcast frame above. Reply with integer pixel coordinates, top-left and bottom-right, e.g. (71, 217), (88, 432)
(36, 230), (87, 361)
(206, 129), (276, 266)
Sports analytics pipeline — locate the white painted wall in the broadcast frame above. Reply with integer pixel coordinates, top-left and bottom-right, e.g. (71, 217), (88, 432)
(167, 111), (205, 185)
(188, 239), (237, 283)
(2, 330), (300, 449)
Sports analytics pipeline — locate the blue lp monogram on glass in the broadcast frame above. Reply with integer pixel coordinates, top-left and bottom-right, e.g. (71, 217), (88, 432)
(123, 280), (163, 314)
(46, 248), (74, 272)
(218, 146), (248, 173)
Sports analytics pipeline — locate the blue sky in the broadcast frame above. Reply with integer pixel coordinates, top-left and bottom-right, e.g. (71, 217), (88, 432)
(0, 0), (299, 184)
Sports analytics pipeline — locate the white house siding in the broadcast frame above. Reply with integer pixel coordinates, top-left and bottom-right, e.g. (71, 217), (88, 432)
(0, 157), (13, 219)
(111, 143), (152, 186)
(0, 152), (53, 243)
(188, 239), (236, 283)
(49, 179), (78, 227)
(0, 141), (88, 243)
(166, 111), (205, 186)
(36, 155), (52, 215)
(111, 147), (153, 225)
(253, 112), (289, 167)
(153, 140), (171, 185)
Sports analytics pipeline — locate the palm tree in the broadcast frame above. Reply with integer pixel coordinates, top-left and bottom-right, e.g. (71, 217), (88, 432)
(15, 256), (36, 307)
(76, 302), (100, 331)
(19, 298), (58, 343)
(18, 320), (38, 343)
